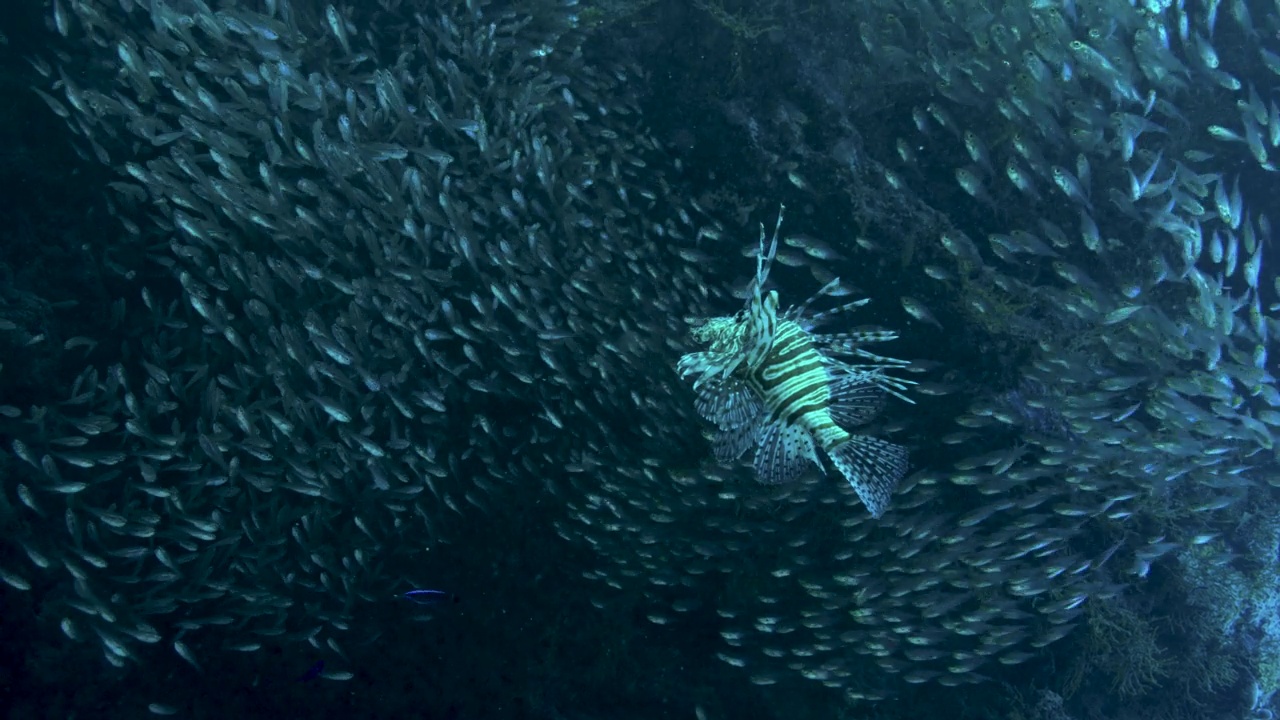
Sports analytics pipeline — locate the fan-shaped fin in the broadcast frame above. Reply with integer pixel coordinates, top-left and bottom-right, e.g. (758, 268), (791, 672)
(754, 420), (817, 485)
(828, 435), (910, 518)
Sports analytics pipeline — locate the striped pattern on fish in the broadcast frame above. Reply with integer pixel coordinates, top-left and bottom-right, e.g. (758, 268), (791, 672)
(678, 206), (913, 518)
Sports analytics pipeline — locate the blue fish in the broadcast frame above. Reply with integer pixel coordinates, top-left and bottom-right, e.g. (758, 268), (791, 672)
(296, 659), (324, 683)
(402, 589), (457, 606)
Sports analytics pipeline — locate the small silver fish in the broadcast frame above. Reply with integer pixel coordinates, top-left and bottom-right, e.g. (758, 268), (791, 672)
(901, 297), (942, 329)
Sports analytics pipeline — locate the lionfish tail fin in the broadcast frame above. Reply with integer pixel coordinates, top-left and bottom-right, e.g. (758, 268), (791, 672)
(828, 435), (910, 518)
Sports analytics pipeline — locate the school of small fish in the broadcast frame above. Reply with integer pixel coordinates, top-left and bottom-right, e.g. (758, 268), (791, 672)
(8, 0), (727, 707)
(3, 0), (1280, 715)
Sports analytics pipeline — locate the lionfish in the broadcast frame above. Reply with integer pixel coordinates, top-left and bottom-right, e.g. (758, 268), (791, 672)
(678, 207), (914, 518)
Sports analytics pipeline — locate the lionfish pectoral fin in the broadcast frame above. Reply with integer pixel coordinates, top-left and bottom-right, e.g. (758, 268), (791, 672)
(692, 375), (764, 430)
(712, 422), (762, 463)
(828, 435), (910, 518)
(753, 419), (817, 485)
(685, 372), (765, 463)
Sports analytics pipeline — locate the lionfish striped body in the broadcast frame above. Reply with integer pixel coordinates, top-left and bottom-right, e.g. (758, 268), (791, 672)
(678, 207), (913, 518)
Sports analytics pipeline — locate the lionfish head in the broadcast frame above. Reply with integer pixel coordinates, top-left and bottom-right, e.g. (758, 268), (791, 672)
(690, 315), (747, 353)
(682, 314), (750, 387)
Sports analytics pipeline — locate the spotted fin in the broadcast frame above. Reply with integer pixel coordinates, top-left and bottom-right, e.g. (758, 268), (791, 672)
(754, 420), (817, 485)
(691, 376), (765, 463)
(828, 435), (909, 518)
(826, 370), (888, 428)
(692, 374), (762, 429)
(712, 420), (762, 463)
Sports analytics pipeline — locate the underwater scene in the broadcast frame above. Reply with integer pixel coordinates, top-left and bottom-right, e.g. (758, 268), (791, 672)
(1, 0), (1279, 718)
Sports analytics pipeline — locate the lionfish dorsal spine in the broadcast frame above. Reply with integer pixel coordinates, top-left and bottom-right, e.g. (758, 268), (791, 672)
(732, 206), (786, 377)
(803, 297), (872, 327)
(786, 276), (844, 323)
(741, 289), (779, 374)
(752, 204), (784, 298)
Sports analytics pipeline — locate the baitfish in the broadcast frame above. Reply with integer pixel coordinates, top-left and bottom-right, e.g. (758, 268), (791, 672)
(677, 206), (914, 518)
